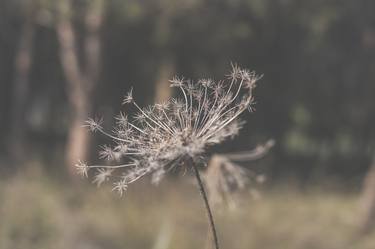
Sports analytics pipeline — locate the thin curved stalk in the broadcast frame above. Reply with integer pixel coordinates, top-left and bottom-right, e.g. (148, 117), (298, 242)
(192, 163), (220, 249)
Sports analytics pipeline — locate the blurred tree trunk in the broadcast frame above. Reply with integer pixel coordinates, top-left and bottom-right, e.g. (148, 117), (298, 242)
(154, 57), (174, 103)
(9, 2), (37, 165)
(152, 2), (175, 103)
(359, 156), (375, 234)
(56, 0), (104, 177)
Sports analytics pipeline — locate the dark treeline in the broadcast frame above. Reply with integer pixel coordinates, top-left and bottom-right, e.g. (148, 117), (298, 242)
(0, 0), (374, 184)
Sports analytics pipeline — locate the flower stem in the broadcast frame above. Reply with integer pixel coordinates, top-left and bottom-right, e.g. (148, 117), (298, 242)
(192, 163), (220, 249)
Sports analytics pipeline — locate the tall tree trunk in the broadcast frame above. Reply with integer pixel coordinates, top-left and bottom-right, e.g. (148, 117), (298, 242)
(56, 0), (104, 177)
(154, 57), (174, 103)
(9, 2), (37, 165)
(153, 1), (175, 104)
(359, 156), (375, 234)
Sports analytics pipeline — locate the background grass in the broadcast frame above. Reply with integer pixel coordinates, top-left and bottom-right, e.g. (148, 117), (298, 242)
(1, 165), (374, 249)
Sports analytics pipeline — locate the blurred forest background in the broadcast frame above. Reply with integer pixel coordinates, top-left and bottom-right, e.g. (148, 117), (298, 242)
(1, 0), (375, 248)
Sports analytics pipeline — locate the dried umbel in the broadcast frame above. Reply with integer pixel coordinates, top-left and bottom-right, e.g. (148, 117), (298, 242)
(75, 64), (262, 249)
(205, 140), (274, 209)
(76, 64), (261, 194)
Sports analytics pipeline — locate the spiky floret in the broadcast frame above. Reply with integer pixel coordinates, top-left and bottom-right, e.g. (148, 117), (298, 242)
(76, 64), (262, 195)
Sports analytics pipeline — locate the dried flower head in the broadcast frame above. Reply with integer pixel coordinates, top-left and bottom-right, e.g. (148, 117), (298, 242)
(204, 140), (275, 209)
(76, 64), (262, 195)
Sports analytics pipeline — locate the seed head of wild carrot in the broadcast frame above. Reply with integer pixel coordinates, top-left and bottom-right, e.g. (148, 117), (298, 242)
(76, 64), (262, 195)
